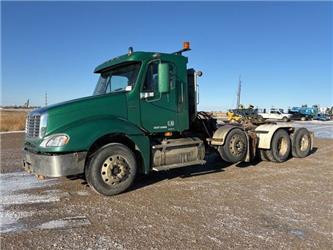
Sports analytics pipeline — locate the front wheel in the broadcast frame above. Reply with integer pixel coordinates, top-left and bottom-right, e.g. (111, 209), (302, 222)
(86, 143), (137, 196)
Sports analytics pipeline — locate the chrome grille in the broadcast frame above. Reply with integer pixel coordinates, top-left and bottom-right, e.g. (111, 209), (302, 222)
(26, 114), (40, 138)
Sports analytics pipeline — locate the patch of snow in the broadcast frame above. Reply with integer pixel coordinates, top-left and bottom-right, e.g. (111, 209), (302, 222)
(76, 191), (90, 196)
(0, 172), (57, 195)
(289, 229), (305, 239)
(0, 171), (65, 234)
(0, 206), (34, 233)
(37, 216), (90, 230)
(0, 192), (63, 206)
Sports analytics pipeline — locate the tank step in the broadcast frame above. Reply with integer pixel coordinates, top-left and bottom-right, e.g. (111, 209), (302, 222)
(152, 160), (206, 171)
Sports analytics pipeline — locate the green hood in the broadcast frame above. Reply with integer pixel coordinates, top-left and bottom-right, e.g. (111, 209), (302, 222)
(43, 93), (128, 136)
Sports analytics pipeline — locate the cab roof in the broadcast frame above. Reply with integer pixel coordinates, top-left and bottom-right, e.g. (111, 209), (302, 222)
(94, 51), (188, 73)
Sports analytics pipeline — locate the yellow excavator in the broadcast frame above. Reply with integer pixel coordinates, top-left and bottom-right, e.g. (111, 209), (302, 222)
(227, 104), (264, 124)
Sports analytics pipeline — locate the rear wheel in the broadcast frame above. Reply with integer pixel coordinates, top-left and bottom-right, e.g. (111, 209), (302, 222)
(266, 129), (291, 163)
(282, 116), (289, 122)
(86, 143), (137, 196)
(219, 128), (247, 163)
(292, 128), (311, 158)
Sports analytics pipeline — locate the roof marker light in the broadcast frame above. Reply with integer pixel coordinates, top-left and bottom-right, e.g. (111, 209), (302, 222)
(128, 47), (133, 56)
(183, 42), (190, 50)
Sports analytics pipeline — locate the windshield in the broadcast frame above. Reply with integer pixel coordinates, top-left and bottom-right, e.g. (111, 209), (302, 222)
(93, 62), (141, 96)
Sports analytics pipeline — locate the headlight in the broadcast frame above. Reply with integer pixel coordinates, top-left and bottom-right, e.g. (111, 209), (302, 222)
(39, 113), (48, 138)
(40, 134), (70, 147)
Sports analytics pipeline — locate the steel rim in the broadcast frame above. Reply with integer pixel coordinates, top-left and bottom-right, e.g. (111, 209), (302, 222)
(101, 155), (129, 185)
(229, 135), (245, 156)
(300, 135), (310, 151)
(277, 137), (288, 156)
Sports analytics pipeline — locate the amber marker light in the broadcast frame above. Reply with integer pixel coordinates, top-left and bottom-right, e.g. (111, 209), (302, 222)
(164, 132), (173, 137)
(183, 41), (190, 50)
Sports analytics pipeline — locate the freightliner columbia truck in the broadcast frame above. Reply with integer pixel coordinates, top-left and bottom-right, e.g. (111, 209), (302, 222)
(23, 43), (313, 196)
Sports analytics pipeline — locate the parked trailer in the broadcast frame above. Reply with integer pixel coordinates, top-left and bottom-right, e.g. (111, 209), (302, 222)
(23, 43), (313, 196)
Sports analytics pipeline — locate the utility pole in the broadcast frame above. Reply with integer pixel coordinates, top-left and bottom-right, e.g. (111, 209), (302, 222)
(25, 99), (30, 108)
(45, 92), (48, 106)
(236, 75), (241, 109)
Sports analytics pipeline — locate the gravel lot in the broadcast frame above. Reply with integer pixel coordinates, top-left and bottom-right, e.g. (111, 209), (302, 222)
(1, 121), (332, 249)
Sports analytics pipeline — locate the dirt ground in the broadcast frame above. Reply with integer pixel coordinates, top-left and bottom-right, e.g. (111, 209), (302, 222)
(0, 132), (332, 249)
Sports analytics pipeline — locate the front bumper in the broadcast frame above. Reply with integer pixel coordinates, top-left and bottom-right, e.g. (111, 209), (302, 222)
(23, 150), (87, 177)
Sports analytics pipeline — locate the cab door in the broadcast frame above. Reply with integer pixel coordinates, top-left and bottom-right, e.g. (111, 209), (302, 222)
(139, 60), (178, 133)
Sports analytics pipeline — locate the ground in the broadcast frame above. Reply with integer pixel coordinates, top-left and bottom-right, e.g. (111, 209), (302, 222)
(0, 110), (28, 132)
(0, 121), (332, 249)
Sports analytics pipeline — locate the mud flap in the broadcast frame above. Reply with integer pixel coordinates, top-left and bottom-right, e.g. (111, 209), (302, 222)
(245, 133), (251, 162)
(310, 131), (314, 151)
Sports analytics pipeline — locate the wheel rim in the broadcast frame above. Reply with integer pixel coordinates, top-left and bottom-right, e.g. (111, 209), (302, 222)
(277, 137), (288, 156)
(300, 134), (310, 151)
(229, 135), (245, 156)
(101, 155), (129, 185)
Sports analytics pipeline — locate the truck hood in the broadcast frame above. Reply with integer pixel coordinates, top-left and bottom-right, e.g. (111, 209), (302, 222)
(37, 93), (128, 136)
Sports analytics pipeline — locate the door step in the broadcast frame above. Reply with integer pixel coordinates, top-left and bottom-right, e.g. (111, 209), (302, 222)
(152, 160), (206, 171)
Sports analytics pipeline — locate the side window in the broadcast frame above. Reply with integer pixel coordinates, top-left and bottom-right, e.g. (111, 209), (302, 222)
(143, 61), (175, 92)
(110, 76), (128, 92)
(143, 62), (159, 92)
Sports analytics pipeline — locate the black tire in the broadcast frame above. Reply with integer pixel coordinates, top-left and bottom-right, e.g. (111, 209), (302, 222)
(219, 128), (247, 163)
(282, 116), (289, 122)
(259, 149), (270, 161)
(266, 129), (291, 163)
(264, 149), (276, 162)
(218, 144), (231, 162)
(86, 143), (137, 196)
(292, 128), (311, 158)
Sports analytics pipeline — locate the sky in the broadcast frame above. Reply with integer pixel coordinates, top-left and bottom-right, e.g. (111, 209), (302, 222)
(1, 1), (332, 111)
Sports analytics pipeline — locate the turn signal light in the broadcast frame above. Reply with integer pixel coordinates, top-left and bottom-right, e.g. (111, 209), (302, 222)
(183, 42), (190, 50)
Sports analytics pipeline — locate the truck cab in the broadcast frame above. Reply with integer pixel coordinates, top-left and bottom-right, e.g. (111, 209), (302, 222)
(23, 43), (313, 196)
(23, 44), (206, 195)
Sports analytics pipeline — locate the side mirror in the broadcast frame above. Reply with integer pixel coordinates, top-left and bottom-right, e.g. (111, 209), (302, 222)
(158, 63), (170, 94)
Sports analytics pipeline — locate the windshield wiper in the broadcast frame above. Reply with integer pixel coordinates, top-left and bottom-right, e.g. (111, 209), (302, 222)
(113, 88), (124, 92)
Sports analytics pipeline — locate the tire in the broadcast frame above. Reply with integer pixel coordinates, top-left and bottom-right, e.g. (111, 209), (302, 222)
(282, 116), (289, 122)
(259, 149), (270, 161)
(292, 128), (311, 158)
(219, 128), (247, 163)
(266, 129), (291, 163)
(264, 149), (275, 162)
(86, 143), (137, 196)
(218, 144), (231, 162)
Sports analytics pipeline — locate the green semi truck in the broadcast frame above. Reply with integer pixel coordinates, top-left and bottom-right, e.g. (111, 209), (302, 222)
(23, 43), (313, 196)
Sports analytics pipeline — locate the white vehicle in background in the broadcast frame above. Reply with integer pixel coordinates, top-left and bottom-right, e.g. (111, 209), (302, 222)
(258, 109), (292, 122)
